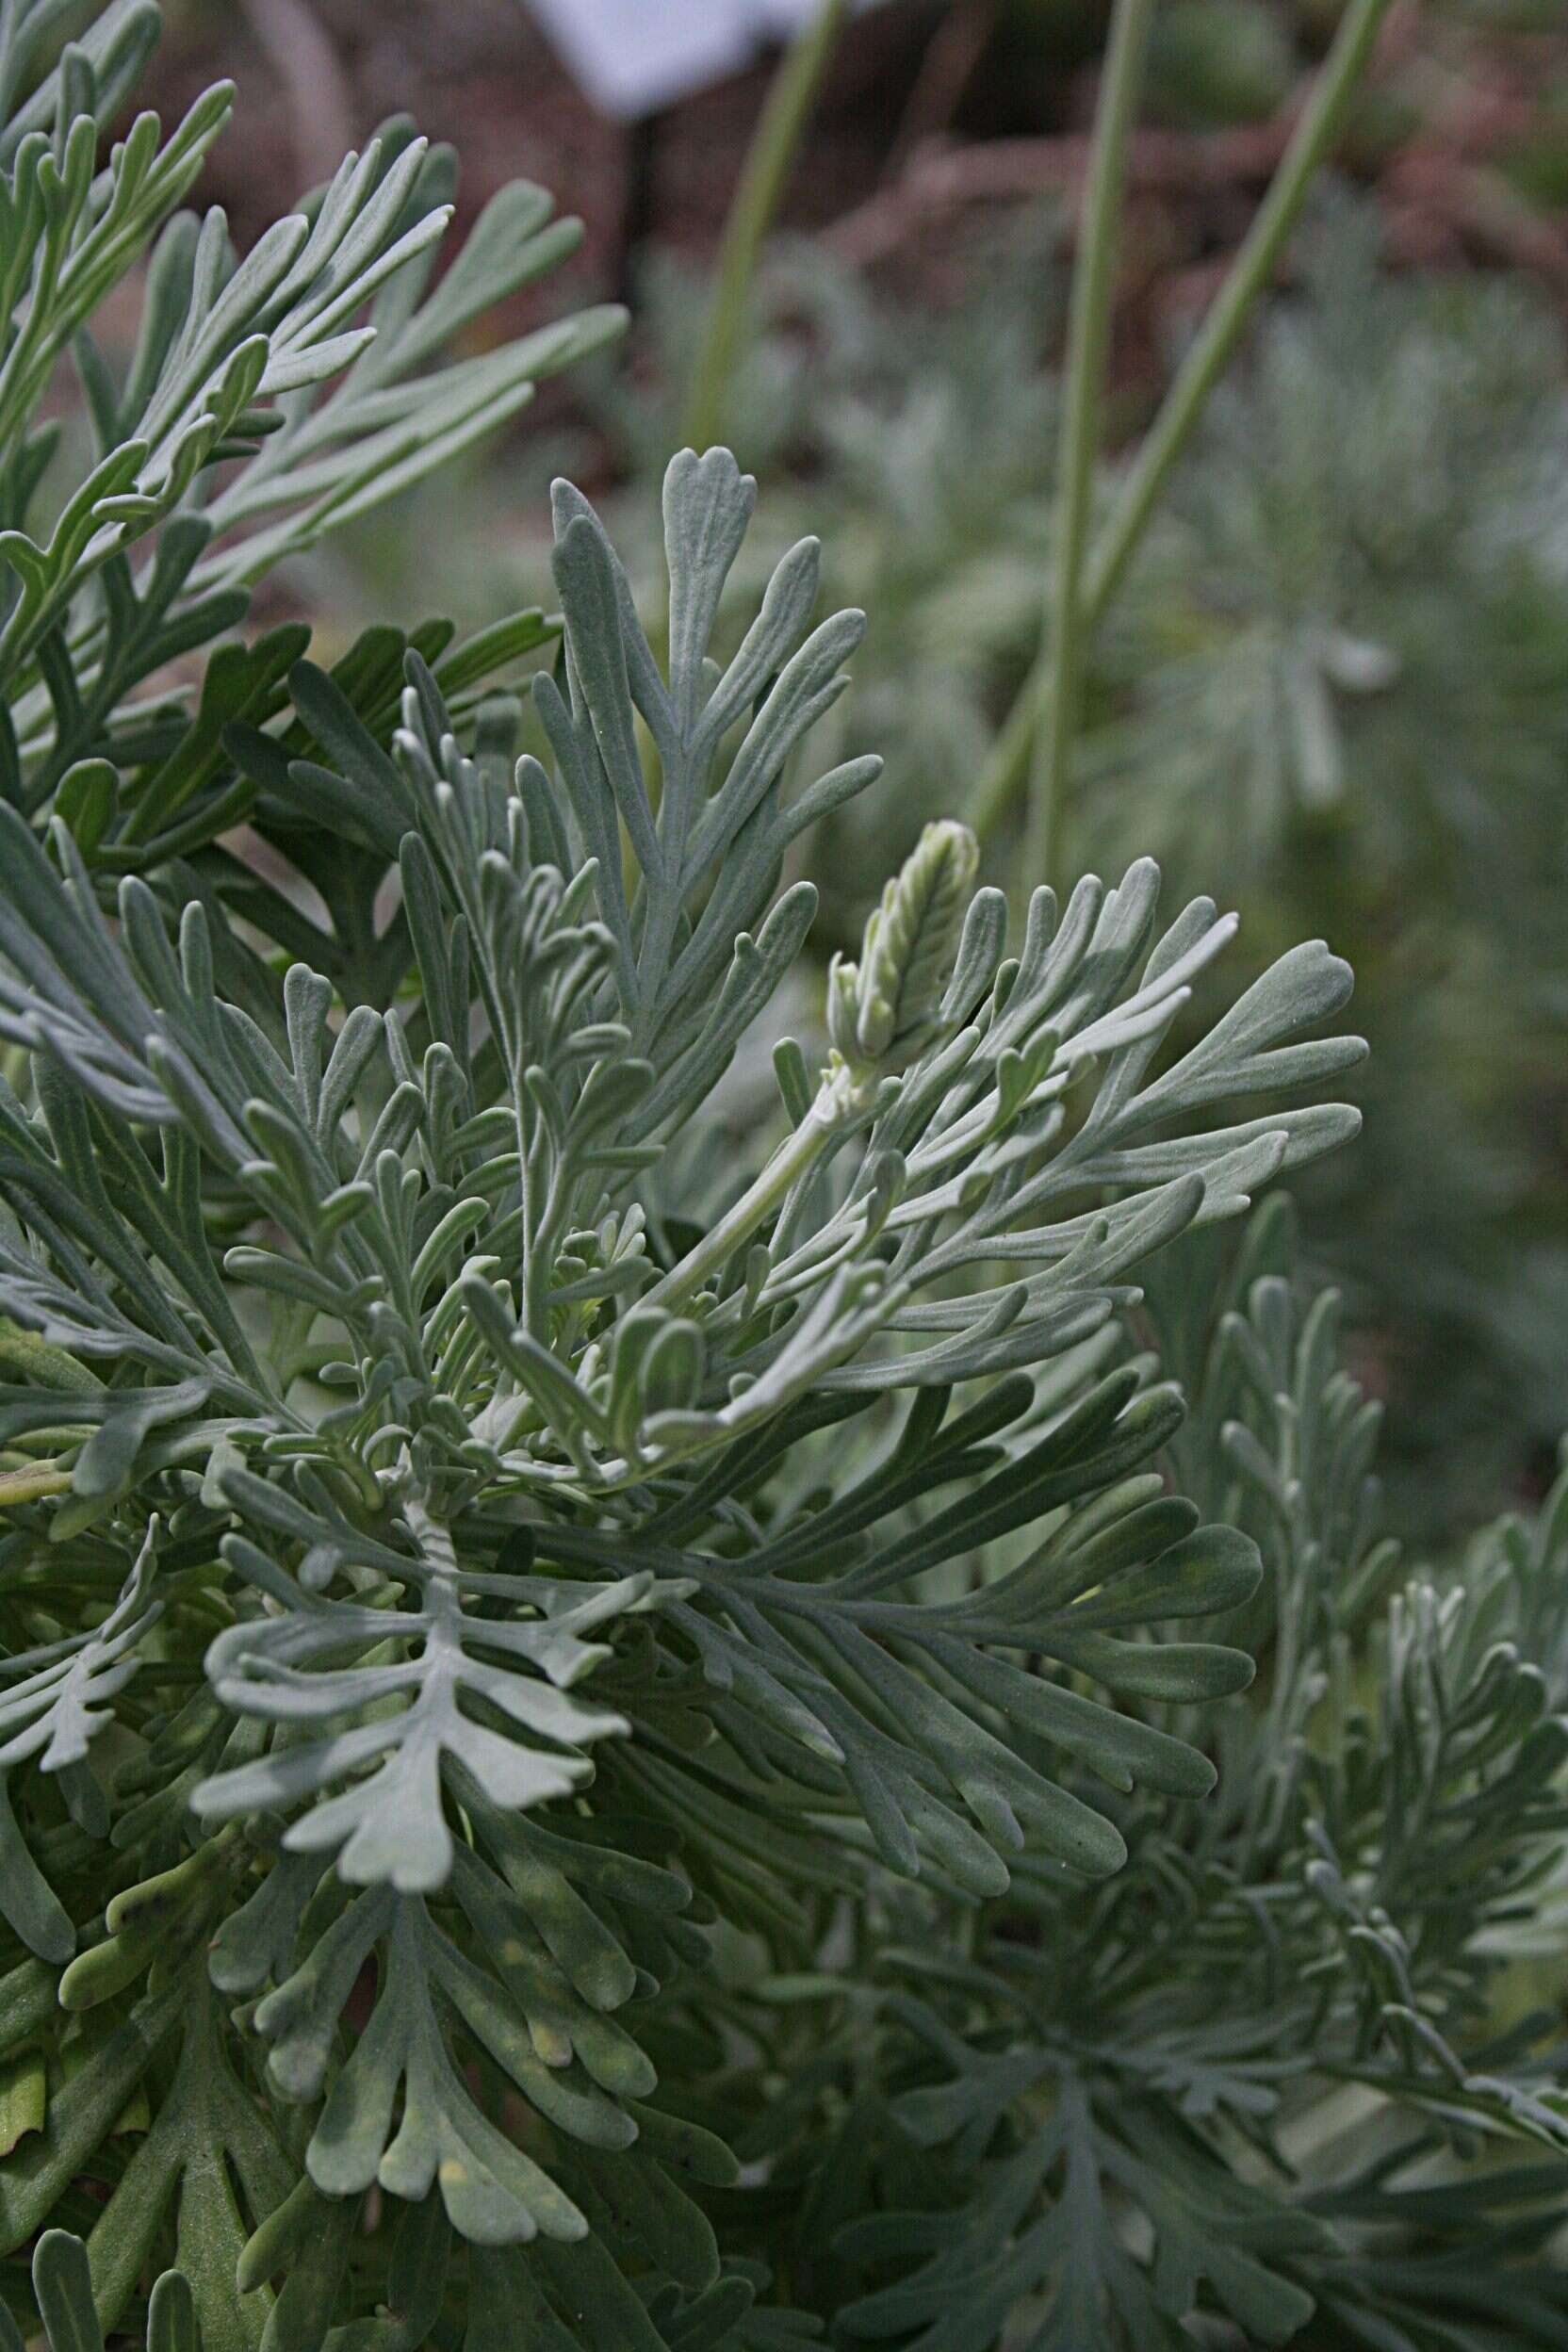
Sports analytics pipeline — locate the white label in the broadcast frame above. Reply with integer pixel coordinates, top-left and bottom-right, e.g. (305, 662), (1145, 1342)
(523, 0), (888, 120)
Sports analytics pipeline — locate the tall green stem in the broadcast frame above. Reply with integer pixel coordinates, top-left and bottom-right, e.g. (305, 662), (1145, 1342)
(683, 0), (849, 455)
(1083, 0), (1394, 622)
(973, 0), (1396, 848)
(1026, 0), (1156, 887)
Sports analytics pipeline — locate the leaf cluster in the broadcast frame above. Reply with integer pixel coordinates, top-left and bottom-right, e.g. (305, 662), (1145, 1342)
(591, 198), (1568, 1532)
(0, 399), (1368, 2341)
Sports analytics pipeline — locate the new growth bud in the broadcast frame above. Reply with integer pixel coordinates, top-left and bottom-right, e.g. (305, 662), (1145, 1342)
(827, 819), (979, 1080)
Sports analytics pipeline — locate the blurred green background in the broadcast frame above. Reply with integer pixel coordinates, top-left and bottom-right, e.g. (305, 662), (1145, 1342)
(130, 0), (1568, 1537)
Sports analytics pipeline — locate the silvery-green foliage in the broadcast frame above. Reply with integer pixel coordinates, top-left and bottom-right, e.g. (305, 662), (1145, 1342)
(598, 209), (1568, 1541)
(1, 2228), (196, 2352)
(0, 447), (1363, 2344)
(816, 1200), (1568, 2350)
(585, 226), (1070, 941)
(0, 0), (619, 854)
(1074, 215), (1568, 1534)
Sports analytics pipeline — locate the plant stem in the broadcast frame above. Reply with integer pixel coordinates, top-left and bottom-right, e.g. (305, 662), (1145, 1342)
(1085, 0), (1395, 621)
(1026, 0), (1156, 888)
(972, 0), (1396, 847)
(0, 1463), (73, 1506)
(642, 1081), (845, 1315)
(683, 0), (849, 455)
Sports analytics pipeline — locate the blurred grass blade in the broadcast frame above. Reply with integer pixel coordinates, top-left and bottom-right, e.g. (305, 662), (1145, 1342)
(684, 0), (849, 455)
(972, 0), (1396, 844)
(1027, 0), (1157, 888)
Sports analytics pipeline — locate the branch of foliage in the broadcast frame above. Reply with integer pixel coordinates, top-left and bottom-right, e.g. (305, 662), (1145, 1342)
(0, 0), (622, 837)
(0, 448), (1365, 2344)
